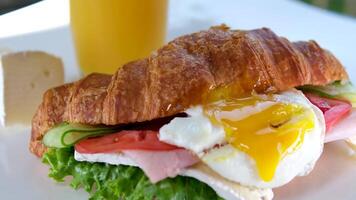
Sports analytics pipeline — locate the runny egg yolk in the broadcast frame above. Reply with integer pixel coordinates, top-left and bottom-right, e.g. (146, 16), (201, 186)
(203, 96), (315, 181)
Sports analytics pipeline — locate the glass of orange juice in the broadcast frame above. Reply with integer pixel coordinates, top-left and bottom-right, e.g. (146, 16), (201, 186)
(70, 0), (168, 75)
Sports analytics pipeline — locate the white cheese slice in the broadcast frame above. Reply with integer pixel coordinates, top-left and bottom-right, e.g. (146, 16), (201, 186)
(74, 151), (139, 167)
(0, 51), (64, 126)
(74, 151), (273, 200)
(182, 163), (273, 200)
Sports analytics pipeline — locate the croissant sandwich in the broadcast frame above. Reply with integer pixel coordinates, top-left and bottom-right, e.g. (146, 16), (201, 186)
(30, 25), (356, 200)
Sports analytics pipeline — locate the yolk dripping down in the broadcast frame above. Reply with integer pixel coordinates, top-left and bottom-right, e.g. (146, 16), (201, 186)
(203, 96), (315, 181)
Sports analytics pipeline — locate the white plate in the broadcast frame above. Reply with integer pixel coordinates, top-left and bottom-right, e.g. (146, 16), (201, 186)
(0, 127), (88, 200)
(0, 0), (356, 199)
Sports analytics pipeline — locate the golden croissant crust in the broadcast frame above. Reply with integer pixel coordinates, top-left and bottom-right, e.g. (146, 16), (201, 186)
(30, 25), (348, 157)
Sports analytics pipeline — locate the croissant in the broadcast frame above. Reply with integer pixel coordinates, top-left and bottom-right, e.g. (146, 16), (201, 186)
(30, 25), (348, 157)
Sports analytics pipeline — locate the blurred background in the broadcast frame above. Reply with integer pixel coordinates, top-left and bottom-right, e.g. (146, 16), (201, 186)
(0, 0), (41, 14)
(301, 0), (356, 16)
(1, 0), (356, 17)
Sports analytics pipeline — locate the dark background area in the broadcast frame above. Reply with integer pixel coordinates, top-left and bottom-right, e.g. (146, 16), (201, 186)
(301, 0), (356, 17)
(0, 0), (42, 15)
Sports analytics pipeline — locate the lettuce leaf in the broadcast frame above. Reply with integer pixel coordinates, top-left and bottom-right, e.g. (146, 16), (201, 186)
(42, 148), (223, 200)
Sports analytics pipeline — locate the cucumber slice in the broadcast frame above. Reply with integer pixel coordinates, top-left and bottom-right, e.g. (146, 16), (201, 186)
(299, 81), (356, 107)
(43, 123), (120, 148)
(338, 93), (356, 107)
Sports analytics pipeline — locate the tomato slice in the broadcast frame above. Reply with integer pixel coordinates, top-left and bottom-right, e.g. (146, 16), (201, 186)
(75, 130), (180, 154)
(304, 93), (352, 132)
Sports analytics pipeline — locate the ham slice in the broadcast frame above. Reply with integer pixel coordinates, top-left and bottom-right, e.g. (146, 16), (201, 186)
(123, 149), (199, 183)
(325, 108), (356, 143)
(304, 93), (356, 143)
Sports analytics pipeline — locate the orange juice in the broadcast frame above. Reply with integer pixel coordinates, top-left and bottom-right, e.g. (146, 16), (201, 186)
(70, 0), (168, 74)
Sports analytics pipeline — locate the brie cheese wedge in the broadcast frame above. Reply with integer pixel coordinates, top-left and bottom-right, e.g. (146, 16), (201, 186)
(0, 51), (64, 126)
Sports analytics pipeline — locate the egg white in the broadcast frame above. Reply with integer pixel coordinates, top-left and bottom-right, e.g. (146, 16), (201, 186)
(159, 106), (226, 155)
(159, 89), (325, 188)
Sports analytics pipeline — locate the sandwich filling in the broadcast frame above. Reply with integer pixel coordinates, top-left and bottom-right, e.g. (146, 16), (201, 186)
(42, 81), (356, 200)
(159, 89), (324, 188)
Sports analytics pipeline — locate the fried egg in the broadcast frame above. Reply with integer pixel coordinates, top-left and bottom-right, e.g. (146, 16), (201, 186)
(159, 89), (325, 188)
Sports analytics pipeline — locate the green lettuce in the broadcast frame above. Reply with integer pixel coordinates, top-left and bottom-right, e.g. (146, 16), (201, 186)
(42, 148), (223, 200)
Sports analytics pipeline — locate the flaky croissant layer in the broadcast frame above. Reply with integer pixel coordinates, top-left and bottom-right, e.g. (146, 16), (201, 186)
(30, 25), (348, 157)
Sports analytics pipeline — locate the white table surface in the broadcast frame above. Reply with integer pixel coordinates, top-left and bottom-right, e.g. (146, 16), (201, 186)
(0, 0), (356, 200)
